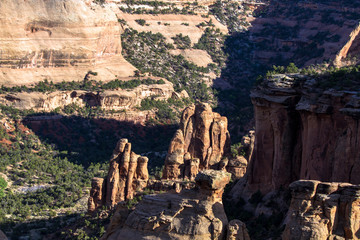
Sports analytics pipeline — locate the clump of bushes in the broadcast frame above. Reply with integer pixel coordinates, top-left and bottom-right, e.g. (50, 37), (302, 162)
(135, 19), (147, 26)
(171, 34), (191, 49)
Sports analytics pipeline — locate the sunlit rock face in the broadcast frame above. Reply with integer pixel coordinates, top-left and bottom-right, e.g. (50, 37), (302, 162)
(162, 103), (231, 181)
(102, 170), (232, 240)
(0, 0), (136, 85)
(283, 180), (360, 240)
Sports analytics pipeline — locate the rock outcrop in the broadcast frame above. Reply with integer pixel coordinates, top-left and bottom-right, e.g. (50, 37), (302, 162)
(248, 74), (360, 193)
(88, 138), (149, 212)
(226, 156), (248, 180)
(0, 79), (175, 112)
(0, 0), (136, 85)
(162, 103), (231, 180)
(102, 170), (231, 240)
(283, 180), (360, 240)
(226, 220), (250, 240)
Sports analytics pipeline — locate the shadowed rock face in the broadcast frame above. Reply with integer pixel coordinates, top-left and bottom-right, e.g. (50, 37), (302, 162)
(88, 138), (149, 212)
(248, 74), (360, 193)
(283, 180), (360, 240)
(102, 170), (232, 240)
(163, 103), (231, 180)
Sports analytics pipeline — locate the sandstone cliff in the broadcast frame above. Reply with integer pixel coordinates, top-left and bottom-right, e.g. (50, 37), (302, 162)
(88, 138), (149, 212)
(102, 170), (232, 240)
(162, 103), (231, 180)
(0, 0), (136, 85)
(283, 180), (360, 240)
(248, 74), (360, 193)
(0, 80), (175, 112)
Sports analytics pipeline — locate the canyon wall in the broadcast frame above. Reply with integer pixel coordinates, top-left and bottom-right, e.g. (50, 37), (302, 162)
(0, 0), (136, 86)
(248, 74), (360, 193)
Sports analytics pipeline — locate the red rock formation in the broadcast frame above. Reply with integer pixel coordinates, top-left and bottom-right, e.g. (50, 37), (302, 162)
(227, 156), (248, 180)
(283, 180), (360, 240)
(88, 138), (149, 212)
(248, 74), (360, 193)
(163, 103), (231, 180)
(102, 170), (231, 240)
(88, 178), (105, 212)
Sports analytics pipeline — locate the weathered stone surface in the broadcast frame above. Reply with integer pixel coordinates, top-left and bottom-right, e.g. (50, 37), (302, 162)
(0, 80), (175, 112)
(88, 178), (105, 212)
(162, 130), (185, 180)
(88, 138), (149, 212)
(0, 0), (137, 85)
(103, 170), (231, 240)
(163, 103), (231, 180)
(226, 219), (250, 240)
(227, 156), (247, 180)
(248, 74), (360, 193)
(241, 130), (255, 162)
(283, 180), (360, 240)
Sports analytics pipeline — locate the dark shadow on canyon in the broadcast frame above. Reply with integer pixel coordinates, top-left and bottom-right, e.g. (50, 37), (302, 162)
(22, 115), (177, 170)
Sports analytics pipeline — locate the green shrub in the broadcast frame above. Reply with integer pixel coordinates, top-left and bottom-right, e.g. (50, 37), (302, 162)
(135, 19), (146, 26)
(171, 34), (191, 49)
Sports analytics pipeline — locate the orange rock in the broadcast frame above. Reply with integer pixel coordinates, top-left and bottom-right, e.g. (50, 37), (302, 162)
(103, 170), (231, 240)
(88, 138), (149, 212)
(163, 103), (231, 181)
(283, 180), (360, 240)
(88, 178), (105, 212)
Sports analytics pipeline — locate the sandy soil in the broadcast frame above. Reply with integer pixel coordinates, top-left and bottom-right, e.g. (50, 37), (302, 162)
(169, 49), (213, 67)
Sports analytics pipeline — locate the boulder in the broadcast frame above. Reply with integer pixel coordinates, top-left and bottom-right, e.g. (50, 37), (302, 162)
(227, 156), (248, 180)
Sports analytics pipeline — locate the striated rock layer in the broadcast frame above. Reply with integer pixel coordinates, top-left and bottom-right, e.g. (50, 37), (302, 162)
(162, 103), (231, 180)
(88, 138), (149, 212)
(283, 180), (360, 240)
(248, 74), (360, 193)
(102, 170), (232, 240)
(0, 80), (175, 112)
(0, 0), (136, 85)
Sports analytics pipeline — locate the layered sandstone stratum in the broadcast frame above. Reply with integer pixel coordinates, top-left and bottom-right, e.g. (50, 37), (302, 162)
(283, 180), (360, 240)
(247, 74), (360, 193)
(0, 79), (177, 112)
(0, 0), (136, 85)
